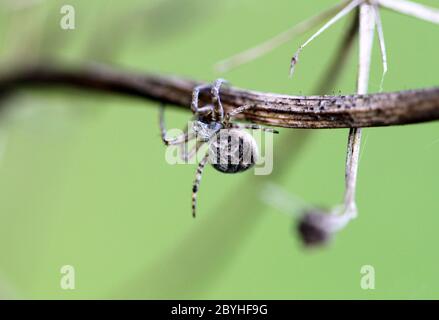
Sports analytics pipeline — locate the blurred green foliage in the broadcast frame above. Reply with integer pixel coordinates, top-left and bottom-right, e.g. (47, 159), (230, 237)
(0, 0), (438, 299)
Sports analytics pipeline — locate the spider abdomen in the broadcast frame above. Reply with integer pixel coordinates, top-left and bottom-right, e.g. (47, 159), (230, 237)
(208, 129), (259, 174)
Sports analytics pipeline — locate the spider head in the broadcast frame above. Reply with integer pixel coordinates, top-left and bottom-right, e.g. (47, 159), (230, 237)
(192, 119), (223, 142)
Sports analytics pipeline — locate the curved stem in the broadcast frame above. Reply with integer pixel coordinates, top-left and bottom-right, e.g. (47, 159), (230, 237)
(0, 64), (439, 129)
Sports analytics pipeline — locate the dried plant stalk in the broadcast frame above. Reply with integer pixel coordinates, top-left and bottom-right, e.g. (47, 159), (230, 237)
(342, 3), (376, 220)
(1, 65), (439, 130)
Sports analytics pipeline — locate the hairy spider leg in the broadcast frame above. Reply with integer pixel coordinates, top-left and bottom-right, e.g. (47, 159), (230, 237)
(229, 123), (279, 134)
(191, 152), (209, 218)
(160, 104), (207, 163)
(225, 104), (279, 133)
(181, 140), (205, 163)
(225, 104), (254, 123)
(211, 78), (228, 122)
(191, 84), (215, 116)
(159, 104), (194, 145)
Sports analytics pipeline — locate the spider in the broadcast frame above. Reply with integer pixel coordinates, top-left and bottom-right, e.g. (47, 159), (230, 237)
(159, 79), (279, 218)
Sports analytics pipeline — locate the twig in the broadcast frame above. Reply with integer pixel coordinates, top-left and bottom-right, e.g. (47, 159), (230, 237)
(373, 3), (388, 92)
(378, 0), (439, 24)
(314, 11), (359, 94)
(290, 0), (362, 77)
(1, 65), (439, 129)
(342, 3), (376, 219)
(214, 1), (348, 73)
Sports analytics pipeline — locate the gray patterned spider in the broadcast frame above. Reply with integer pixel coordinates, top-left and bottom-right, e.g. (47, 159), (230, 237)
(160, 79), (278, 217)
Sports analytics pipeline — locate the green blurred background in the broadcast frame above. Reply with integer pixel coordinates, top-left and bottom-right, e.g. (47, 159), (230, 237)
(0, 0), (438, 299)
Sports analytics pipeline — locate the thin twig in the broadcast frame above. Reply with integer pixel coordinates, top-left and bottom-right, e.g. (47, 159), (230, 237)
(0, 64), (439, 129)
(345, 3), (376, 217)
(342, 3), (376, 222)
(373, 3), (388, 92)
(290, 0), (362, 77)
(214, 1), (348, 73)
(314, 11), (359, 94)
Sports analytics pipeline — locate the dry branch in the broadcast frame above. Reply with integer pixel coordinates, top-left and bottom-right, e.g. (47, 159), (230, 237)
(0, 65), (438, 129)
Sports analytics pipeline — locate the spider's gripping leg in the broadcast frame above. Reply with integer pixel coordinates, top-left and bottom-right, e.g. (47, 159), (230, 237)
(225, 104), (280, 134)
(230, 123), (279, 134)
(159, 104), (193, 145)
(179, 140), (204, 163)
(211, 78), (228, 121)
(225, 104), (254, 123)
(191, 152), (209, 218)
(192, 84), (214, 116)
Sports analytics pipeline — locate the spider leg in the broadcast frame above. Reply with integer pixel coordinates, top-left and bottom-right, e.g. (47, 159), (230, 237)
(159, 104), (194, 145)
(191, 152), (209, 218)
(160, 104), (208, 163)
(229, 123), (279, 134)
(226, 105), (279, 132)
(211, 78), (228, 122)
(225, 104), (254, 123)
(192, 84), (214, 116)
(180, 140), (204, 163)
